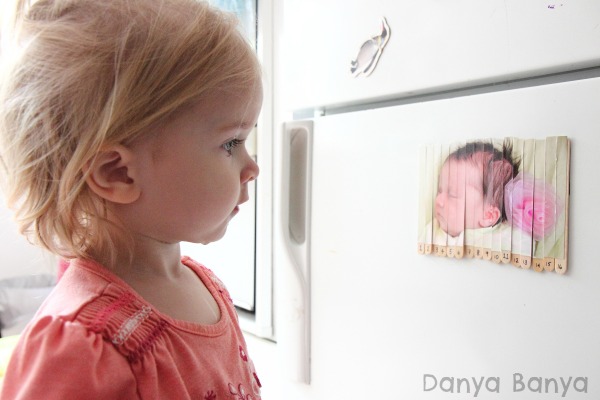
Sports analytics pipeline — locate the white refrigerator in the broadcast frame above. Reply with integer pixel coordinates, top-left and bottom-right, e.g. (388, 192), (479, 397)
(271, 1), (600, 399)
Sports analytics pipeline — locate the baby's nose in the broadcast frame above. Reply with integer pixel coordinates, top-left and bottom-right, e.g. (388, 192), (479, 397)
(435, 193), (445, 207)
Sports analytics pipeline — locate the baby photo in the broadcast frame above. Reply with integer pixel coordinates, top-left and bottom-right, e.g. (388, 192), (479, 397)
(418, 137), (569, 273)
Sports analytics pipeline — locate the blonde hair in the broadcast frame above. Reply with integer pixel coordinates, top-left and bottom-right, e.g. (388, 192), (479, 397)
(0, 0), (260, 263)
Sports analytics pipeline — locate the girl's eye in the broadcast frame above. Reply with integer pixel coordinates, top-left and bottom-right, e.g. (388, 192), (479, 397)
(223, 138), (243, 155)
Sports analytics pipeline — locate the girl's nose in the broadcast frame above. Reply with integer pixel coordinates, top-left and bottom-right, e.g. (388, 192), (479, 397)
(242, 156), (260, 184)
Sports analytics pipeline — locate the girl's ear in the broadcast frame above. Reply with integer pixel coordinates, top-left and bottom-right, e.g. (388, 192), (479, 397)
(83, 145), (141, 204)
(479, 205), (501, 228)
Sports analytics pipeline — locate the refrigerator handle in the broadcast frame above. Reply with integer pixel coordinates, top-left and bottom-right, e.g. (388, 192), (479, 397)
(282, 120), (313, 384)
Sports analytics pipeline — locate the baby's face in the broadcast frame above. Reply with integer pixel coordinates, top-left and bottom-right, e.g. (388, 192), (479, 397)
(435, 159), (486, 237)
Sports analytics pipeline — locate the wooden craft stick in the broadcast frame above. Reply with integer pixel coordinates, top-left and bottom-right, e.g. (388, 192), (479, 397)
(491, 138), (504, 264)
(482, 138), (494, 259)
(520, 256), (532, 270)
(511, 253), (521, 268)
(555, 259), (567, 275)
(533, 138), (546, 269)
(509, 138), (524, 266)
(438, 245), (447, 257)
(543, 137), (558, 272)
(501, 139), (513, 263)
(454, 246), (464, 259)
(426, 144), (436, 254)
(475, 247), (484, 259)
(518, 139), (535, 270)
(465, 246), (475, 258)
(483, 248), (492, 261)
(554, 137), (569, 274)
(491, 251), (502, 264)
(432, 144), (450, 255)
(417, 146), (428, 254)
(543, 257), (555, 272)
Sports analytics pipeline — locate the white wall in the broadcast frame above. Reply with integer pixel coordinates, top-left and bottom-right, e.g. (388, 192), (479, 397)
(0, 201), (55, 280)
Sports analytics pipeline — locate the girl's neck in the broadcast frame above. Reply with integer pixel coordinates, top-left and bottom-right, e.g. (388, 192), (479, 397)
(99, 236), (222, 326)
(104, 234), (184, 283)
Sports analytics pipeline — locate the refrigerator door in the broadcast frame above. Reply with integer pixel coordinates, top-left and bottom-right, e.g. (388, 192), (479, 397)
(277, 77), (600, 398)
(279, 0), (600, 109)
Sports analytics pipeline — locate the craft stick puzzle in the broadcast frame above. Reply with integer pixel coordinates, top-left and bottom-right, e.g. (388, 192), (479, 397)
(418, 137), (570, 274)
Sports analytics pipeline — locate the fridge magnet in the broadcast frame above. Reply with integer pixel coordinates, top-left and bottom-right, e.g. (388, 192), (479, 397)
(417, 137), (570, 274)
(350, 17), (390, 77)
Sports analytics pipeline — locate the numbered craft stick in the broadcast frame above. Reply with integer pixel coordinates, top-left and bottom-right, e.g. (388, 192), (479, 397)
(475, 141), (486, 259)
(509, 138), (524, 267)
(511, 138), (524, 267)
(532, 260), (544, 273)
(532, 139), (546, 272)
(446, 141), (457, 259)
(517, 139), (535, 269)
(446, 246), (457, 258)
(439, 246), (447, 258)
(461, 140), (473, 260)
(454, 244), (464, 259)
(462, 141), (481, 258)
(418, 145), (429, 254)
(425, 143), (436, 254)
(432, 143), (449, 257)
(431, 143), (443, 255)
(439, 143), (450, 257)
(490, 138), (504, 264)
(425, 243), (432, 255)
(417, 145), (426, 254)
(481, 138), (494, 261)
(425, 144), (440, 254)
(501, 139), (513, 264)
(457, 140), (468, 259)
(511, 253), (521, 268)
(465, 244), (474, 258)
(449, 140), (465, 258)
(554, 137), (569, 274)
(543, 137), (558, 272)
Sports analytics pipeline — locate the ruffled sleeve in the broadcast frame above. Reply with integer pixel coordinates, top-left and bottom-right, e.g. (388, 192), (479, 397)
(0, 315), (138, 400)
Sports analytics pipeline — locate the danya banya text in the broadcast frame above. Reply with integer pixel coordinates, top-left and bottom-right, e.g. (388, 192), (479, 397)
(423, 373), (588, 397)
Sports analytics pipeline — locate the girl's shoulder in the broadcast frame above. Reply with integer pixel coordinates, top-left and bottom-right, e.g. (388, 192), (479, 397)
(181, 256), (234, 305)
(0, 260), (143, 399)
(47, 259), (172, 362)
(1, 313), (140, 399)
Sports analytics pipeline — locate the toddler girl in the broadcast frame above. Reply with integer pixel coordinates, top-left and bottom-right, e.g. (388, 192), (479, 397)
(0, 0), (262, 398)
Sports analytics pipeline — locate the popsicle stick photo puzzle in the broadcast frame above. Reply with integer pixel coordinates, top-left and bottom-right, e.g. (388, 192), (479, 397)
(417, 137), (570, 274)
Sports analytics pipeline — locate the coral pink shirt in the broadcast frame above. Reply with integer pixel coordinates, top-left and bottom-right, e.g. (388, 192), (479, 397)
(0, 257), (262, 399)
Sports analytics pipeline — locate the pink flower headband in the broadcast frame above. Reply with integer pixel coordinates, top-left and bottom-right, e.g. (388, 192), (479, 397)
(504, 172), (563, 241)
